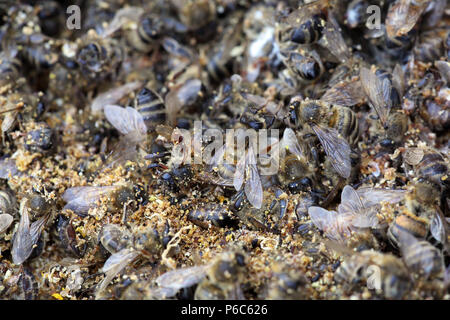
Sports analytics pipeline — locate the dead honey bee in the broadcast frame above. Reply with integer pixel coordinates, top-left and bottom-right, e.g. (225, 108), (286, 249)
(280, 48), (325, 83)
(360, 65), (408, 147)
(397, 230), (445, 280)
(335, 249), (411, 299)
(263, 262), (310, 300)
(206, 137), (263, 209)
(170, 0), (216, 32)
(188, 203), (238, 229)
(55, 214), (84, 258)
(96, 221), (172, 297)
(62, 184), (143, 218)
(100, 6), (187, 54)
(276, 128), (318, 193)
(403, 147), (449, 191)
(155, 250), (246, 300)
(387, 212), (429, 247)
(133, 87), (167, 131)
(276, 0), (331, 45)
(11, 198), (52, 265)
(309, 185), (405, 249)
(76, 30), (124, 81)
(290, 97), (358, 179)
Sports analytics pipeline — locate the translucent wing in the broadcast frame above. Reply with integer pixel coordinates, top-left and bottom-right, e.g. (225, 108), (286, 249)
(102, 137), (141, 169)
(207, 144), (226, 168)
(97, 248), (139, 296)
(11, 200), (33, 265)
(321, 78), (365, 107)
(104, 105), (147, 139)
(63, 186), (118, 215)
(360, 67), (390, 127)
(233, 149), (246, 192)
(0, 213), (13, 234)
(311, 124), (351, 178)
(403, 147), (424, 165)
(338, 185), (364, 213)
(308, 206), (353, 243)
(322, 13), (351, 63)
(356, 187), (406, 207)
(155, 265), (208, 295)
(91, 81), (141, 114)
(430, 211), (447, 244)
(392, 64), (405, 97)
(0, 157), (19, 179)
(29, 213), (51, 246)
(240, 93), (267, 110)
(101, 7), (144, 38)
(285, 1), (323, 26)
(281, 128), (304, 159)
(386, 0), (426, 38)
(244, 146), (263, 209)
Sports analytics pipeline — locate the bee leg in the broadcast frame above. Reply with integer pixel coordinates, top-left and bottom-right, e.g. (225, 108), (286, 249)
(320, 178), (345, 207)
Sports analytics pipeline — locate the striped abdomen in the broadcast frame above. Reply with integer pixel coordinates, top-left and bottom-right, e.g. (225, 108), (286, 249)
(134, 87), (166, 130)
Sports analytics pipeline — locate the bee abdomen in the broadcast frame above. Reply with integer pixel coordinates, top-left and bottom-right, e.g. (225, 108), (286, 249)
(134, 87), (166, 129)
(127, 15), (164, 52)
(290, 14), (326, 44)
(416, 153), (448, 185)
(332, 106), (359, 145)
(188, 204), (238, 229)
(387, 214), (428, 246)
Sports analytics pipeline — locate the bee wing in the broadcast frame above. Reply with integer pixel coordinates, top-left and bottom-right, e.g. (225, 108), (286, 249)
(322, 13), (351, 63)
(244, 146), (263, 209)
(11, 200), (33, 265)
(430, 211), (447, 244)
(356, 187), (406, 207)
(281, 128), (304, 159)
(207, 144), (226, 168)
(321, 78), (365, 107)
(63, 186), (118, 215)
(311, 124), (351, 179)
(29, 213), (50, 246)
(0, 213), (13, 234)
(2, 110), (19, 133)
(155, 265), (208, 293)
(386, 0), (426, 38)
(392, 64), (405, 97)
(97, 248), (139, 296)
(403, 147), (424, 165)
(91, 81), (142, 114)
(102, 137), (141, 170)
(308, 206), (352, 243)
(101, 7), (144, 38)
(104, 105), (147, 139)
(233, 149), (246, 192)
(0, 157), (19, 179)
(338, 185), (364, 214)
(285, 1), (322, 26)
(360, 67), (390, 126)
(240, 93), (267, 110)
